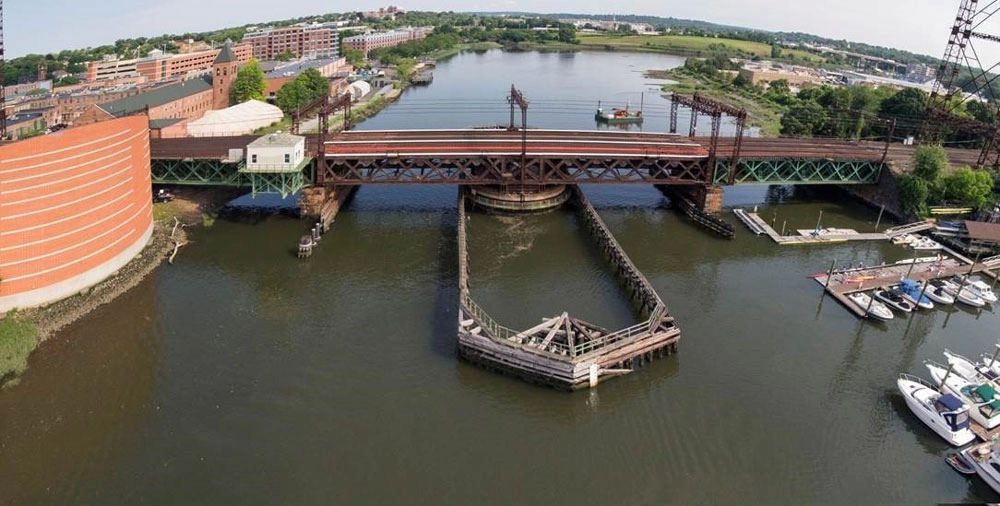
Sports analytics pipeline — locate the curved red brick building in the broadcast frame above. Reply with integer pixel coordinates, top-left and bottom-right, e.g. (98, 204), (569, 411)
(0, 116), (153, 312)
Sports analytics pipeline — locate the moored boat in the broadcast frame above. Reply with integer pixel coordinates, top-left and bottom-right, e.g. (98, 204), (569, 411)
(941, 278), (987, 307)
(874, 287), (914, 313)
(921, 280), (956, 305)
(962, 278), (999, 304)
(895, 279), (934, 310)
(595, 97), (644, 125)
(961, 441), (1000, 494)
(847, 292), (894, 320)
(910, 236), (943, 251)
(898, 373), (975, 446)
(943, 349), (1000, 383)
(926, 361), (1000, 429)
(946, 450), (977, 474)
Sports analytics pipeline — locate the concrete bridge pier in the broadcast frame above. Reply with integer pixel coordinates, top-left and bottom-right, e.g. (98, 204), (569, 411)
(298, 185), (357, 230)
(467, 185), (569, 213)
(698, 186), (725, 215)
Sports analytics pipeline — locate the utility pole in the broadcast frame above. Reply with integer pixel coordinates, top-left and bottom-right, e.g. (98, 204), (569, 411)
(0, 0), (7, 142)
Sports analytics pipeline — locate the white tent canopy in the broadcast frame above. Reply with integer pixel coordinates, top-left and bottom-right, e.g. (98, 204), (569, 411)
(187, 100), (284, 137)
(348, 81), (372, 100)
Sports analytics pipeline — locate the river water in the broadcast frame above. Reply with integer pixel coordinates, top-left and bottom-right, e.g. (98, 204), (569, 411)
(3, 50), (1000, 505)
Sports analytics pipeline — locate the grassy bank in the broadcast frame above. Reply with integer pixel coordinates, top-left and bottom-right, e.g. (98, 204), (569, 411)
(649, 69), (784, 136)
(430, 41), (502, 59)
(578, 33), (824, 63)
(0, 314), (39, 387)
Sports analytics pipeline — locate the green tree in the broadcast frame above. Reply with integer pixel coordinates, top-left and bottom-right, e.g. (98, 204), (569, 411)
(911, 144), (948, 182)
(299, 68), (330, 98)
(879, 88), (928, 137)
(557, 23), (577, 44)
(229, 58), (267, 105)
(275, 79), (312, 114)
(897, 174), (930, 215)
(274, 50), (296, 62)
(770, 45), (782, 58)
(780, 101), (827, 136)
(940, 167), (994, 207)
(343, 48), (369, 69)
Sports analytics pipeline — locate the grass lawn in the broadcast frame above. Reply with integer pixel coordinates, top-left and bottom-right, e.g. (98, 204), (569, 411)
(578, 33), (824, 63)
(0, 315), (39, 385)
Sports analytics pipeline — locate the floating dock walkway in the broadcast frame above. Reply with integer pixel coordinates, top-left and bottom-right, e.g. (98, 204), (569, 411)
(456, 187), (680, 390)
(733, 209), (930, 245)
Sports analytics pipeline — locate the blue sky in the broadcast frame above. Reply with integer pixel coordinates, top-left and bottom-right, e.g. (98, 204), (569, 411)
(4, 1), (967, 59)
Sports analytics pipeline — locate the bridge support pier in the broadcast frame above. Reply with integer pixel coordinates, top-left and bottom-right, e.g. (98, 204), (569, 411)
(699, 186), (725, 215)
(298, 185), (357, 230)
(467, 185), (569, 213)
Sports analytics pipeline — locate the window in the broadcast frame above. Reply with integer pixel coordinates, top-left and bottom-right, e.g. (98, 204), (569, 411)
(251, 154), (257, 163)
(284, 154), (291, 163)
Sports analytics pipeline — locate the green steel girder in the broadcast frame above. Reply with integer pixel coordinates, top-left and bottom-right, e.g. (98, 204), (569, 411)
(248, 172), (310, 199)
(151, 159), (248, 187)
(714, 158), (882, 185)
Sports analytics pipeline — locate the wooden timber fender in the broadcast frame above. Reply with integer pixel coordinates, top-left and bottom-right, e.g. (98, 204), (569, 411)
(656, 185), (735, 239)
(456, 187), (680, 390)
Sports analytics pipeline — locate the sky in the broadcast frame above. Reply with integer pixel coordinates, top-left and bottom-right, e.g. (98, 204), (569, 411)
(1, 0), (976, 59)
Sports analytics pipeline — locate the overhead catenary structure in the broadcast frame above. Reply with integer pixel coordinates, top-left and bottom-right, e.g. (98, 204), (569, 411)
(1, 0), (6, 141)
(186, 99), (283, 137)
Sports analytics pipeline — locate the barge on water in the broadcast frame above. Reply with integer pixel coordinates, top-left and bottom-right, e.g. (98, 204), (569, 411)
(595, 95), (644, 125)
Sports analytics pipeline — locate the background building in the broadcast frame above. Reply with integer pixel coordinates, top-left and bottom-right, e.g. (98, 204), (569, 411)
(342, 27), (432, 55)
(242, 23), (339, 60)
(76, 49), (239, 128)
(86, 43), (253, 82)
(0, 116), (153, 312)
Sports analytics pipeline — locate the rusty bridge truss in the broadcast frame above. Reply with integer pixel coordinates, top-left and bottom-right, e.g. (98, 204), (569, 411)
(150, 86), (890, 194)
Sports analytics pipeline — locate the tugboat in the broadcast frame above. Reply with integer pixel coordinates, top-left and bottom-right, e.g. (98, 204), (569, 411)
(595, 94), (644, 125)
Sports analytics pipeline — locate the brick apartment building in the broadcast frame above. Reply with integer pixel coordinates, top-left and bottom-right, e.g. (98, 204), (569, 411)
(242, 23), (339, 60)
(342, 27), (432, 55)
(86, 43), (253, 82)
(75, 46), (239, 128)
(10, 84), (144, 125)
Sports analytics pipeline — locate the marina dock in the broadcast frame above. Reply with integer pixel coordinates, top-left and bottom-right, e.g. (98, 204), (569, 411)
(732, 209), (917, 245)
(813, 254), (1000, 317)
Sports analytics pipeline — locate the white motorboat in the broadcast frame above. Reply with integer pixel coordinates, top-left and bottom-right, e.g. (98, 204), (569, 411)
(940, 278), (987, 307)
(963, 278), (999, 304)
(920, 280), (956, 305)
(895, 280), (934, 310)
(847, 292), (894, 321)
(910, 236), (943, 251)
(943, 349), (1000, 383)
(898, 373), (975, 446)
(961, 441), (1000, 495)
(873, 288), (914, 313)
(891, 233), (915, 246)
(927, 361), (1000, 429)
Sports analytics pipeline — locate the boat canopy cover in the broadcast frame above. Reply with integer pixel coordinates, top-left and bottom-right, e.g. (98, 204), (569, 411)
(901, 279), (920, 290)
(975, 384), (1000, 408)
(937, 393), (966, 412)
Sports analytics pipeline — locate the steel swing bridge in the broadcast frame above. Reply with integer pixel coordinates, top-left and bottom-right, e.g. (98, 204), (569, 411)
(149, 86), (907, 197)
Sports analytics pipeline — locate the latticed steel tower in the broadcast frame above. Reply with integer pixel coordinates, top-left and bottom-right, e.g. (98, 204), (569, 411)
(924, 0), (1000, 167)
(0, 0), (6, 141)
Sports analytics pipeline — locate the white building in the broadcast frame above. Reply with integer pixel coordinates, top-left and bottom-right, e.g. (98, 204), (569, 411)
(245, 132), (307, 171)
(187, 100), (284, 137)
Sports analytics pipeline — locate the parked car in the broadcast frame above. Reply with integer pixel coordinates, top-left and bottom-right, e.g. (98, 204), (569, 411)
(153, 188), (175, 203)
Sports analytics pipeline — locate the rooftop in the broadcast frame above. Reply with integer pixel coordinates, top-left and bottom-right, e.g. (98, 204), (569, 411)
(965, 220), (1000, 242)
(247, 131), (305, 149)
(98, 76), (213, 117)
(265, 58), (341, 79)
